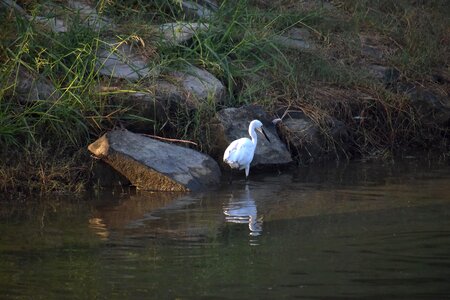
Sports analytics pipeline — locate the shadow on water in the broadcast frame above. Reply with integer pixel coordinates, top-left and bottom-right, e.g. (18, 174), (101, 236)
(1, 158), (450, 299)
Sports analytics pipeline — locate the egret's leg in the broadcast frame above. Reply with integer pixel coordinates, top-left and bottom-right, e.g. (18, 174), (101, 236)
(245, 165), (250, 179)
(228, 168), (233, 184)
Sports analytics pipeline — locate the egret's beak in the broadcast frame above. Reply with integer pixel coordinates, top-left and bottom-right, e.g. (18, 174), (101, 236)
(258, 127), (271, 143)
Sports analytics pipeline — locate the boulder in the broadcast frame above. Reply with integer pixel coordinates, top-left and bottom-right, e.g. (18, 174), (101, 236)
(1, 0), (67, 33)
(67, 0), (114, 31)
(272, 27), (316, 51)
(211, 105), (293, 168)
(7, 67), (60, 103)
(155, 64), (225, 106)
(157, 22), (209, 45)
(359, 35), (384, 60)
(96, 40), (158, 81)
(275, 111), (349, 163)
(98, 84), (166, 130)
(404, 86), (450, 127)
(88, 130), (221, 191)
(367, 64), (399, 85)
(181, 0), (217, 19)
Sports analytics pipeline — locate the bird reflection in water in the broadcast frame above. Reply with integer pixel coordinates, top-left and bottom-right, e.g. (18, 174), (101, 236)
(223, 184), (263, 238)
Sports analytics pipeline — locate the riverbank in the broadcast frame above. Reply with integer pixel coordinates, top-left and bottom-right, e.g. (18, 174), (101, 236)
(1, 0), (449, 196)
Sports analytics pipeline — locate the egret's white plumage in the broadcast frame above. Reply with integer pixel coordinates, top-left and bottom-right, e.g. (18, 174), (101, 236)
(223, 120), (270, 178)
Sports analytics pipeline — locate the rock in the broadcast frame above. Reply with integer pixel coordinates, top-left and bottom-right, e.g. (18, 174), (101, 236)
(367, 64), (399, 85)
(181, 0), (216, 19)
(96, 40), (158, 81)
(211, 105), (293, 168)
(360, 35), (384, 60)
(275, 111), (349, 163)
(404, 86), (450, 127)
(8, 67), (60, 103)
(33, 16), (68, 33)
(88, 130), (221, 191)
(100, 85), (166, 131)
(272, 27), (316, 51)
(1, 0), (67, 33)
(155, 64), (225, 106)
(158, 22), (209, 45)
(67, 0), (114, 31)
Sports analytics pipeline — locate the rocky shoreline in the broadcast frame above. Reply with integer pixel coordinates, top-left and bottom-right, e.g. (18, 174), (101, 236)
(1, 0), (448, 194)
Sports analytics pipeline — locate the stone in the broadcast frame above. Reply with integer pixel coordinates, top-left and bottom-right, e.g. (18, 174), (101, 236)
(67, 0), (114, 31)
(272, 27), (316, 51)
(275, 111), (349, 163)
(211, 105), (293, 168)
(367, 64), (399, 85)
(8, 67), (60, 103)
(155, 64), (225, 106)
(158, 22), (209, 45)
(406, 86), (450, 127)
(182, 1), (215, 19)
(88, 130), (221, 191)
(102, 86), (166, 131)
(33, 16), (68, 33)
(360, 35), (384, 60)
(96, 40), (158, 81)
(1, 0), (67, 33)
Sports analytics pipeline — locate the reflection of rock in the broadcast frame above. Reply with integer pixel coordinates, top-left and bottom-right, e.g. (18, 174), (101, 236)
(91, 191), (185, 231)
(223, 185), (262, 236)
(212, 105), (293, 169)
(88, 129), (221, 191)
(89, 191), (222, 243)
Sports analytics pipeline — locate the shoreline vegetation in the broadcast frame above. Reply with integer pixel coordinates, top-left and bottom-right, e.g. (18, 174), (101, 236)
(1, 0), (449, 197)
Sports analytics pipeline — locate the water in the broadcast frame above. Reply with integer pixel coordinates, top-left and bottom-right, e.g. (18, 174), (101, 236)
(1, 159), (450, 299)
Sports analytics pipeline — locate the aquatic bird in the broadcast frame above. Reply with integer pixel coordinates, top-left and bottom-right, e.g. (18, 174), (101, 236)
(223, 119), (270, 178)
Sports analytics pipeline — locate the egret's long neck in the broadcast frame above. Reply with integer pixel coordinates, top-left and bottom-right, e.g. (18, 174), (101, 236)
(249, 125), (258, 145)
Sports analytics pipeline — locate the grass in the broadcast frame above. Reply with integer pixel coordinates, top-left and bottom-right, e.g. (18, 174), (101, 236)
(0, 0), (448, 196)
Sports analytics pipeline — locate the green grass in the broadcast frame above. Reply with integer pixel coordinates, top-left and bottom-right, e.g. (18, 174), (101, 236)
(340, 0), (450, 79)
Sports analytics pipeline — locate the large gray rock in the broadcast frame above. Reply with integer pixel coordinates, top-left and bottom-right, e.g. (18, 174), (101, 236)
(211, 105), (293, 168)
(272, 27), (316, 51)
(88, 130), (221, 191)
(367, 64), (399, 85)
(400, 85), (450, 127)
(274, 111), (349, 163)
(7, 67), (60, 103)
(1, 0), (67, 33)
(155, 64), (225, 106)
(96, 40), (158, 81)
(67, 0), (114, 31)
(181, 0), (217, 19)
(158, 22), (209, 45)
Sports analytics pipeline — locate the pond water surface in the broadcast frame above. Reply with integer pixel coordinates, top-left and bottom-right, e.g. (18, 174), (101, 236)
(1, 159), (450, 299)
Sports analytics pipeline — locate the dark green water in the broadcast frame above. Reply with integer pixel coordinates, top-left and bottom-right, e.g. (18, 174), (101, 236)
(1, 159), (450, 299)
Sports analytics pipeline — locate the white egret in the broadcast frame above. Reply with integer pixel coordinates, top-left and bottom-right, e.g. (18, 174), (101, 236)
(223, 119), (270, 178)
